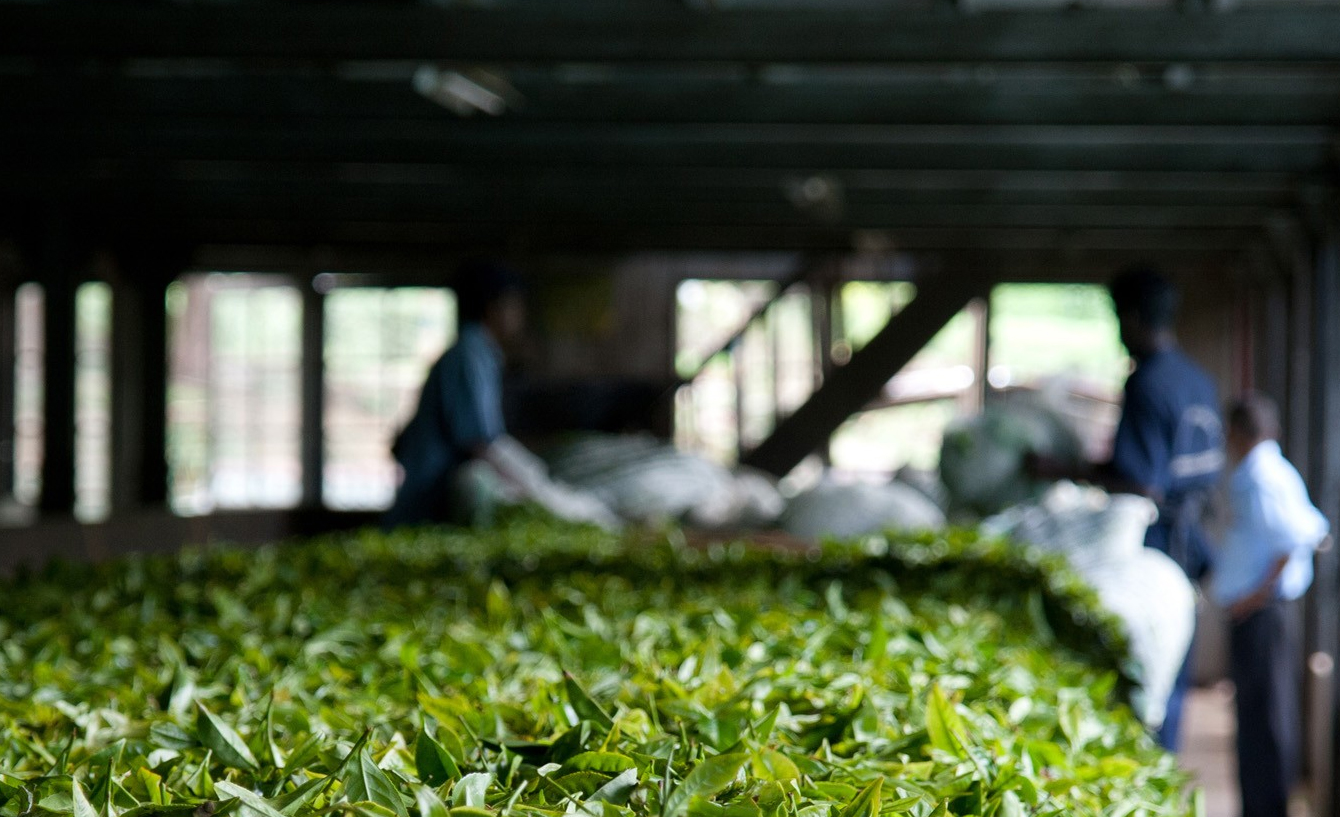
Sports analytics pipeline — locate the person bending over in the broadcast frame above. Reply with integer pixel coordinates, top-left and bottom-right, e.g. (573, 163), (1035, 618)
(384, 260), (527, 529)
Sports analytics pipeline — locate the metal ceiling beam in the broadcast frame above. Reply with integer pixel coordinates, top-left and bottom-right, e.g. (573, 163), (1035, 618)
(41, 212), (1258, 255)
(183, 243), (1251, 288)
(3, 161), (1305, 198)
(0, 166), (1305, 212)
(2, 121), (1330, 173)
(9, 5), (1340, 63)
(0, 179), (1291, 230)
(8, 72), (1340, 126)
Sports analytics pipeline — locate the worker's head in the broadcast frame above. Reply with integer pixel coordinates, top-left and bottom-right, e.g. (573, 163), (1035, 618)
(1226, 391), (1280, 463)
(454, 259), (526, 342)
(1108, 264), (1179, 358)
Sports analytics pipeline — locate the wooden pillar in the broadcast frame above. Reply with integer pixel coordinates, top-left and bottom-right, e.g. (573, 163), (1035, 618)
(1287, 250), (1313, 478)
(1310, 235), (1340, 817)
(110, 243), (188, 510)
(0, 280), (15, 498)
(300, 279), (324, 509)
(25, 214), (85, 517)
(1257, 281), (1289, 419)
(968, 296), (990, 411)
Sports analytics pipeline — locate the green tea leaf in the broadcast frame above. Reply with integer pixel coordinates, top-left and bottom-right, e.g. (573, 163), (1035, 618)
(137, 769), (164, 807)
(564, 672), (615, 730)
(551, 772), (613, 798)
(663, 753), (748, 817)
(344, 750), (410, 817)
(263, 694), (285, 769)
(838, 779), (881, 817)
(273, 775), (332, 816)
(924, 685), (964, 756)
(751, 751), (799, 782)
(416, 787), (450, 817)
(195, 703), (258, 771)
(416, 732), (462, 787)
(450, 773), (493, 809)
(685, 798), (724, 817)
(561, 753), (637, 776)
(755, 783), (785, 817)
(74, 778), (101, 817)
(121, 805), (213, 817)
(214, 781), (287, 817)
(588, 768), (639, 806)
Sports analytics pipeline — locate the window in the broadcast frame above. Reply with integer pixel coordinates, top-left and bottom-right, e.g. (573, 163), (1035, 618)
(988, 283), (1128, 461)
(323, 287), (456, 510)
(674, 279), (815, 464)
(74, 282), (112, 521)
(167, 274), (302, 513)
(828, 282), (982, 476)
(13, 283), (42, 507)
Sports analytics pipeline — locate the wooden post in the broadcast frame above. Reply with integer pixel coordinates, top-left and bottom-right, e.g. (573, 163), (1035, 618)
(0, 279), (15, 498)
(110, 242), (189, 510)
(1258, 280), (1290, 417)
(968, 296), (990, 412)
(1310, 234), (1340, 817)
(1288, 248), (1313, 480)
(24, 213), (85, 517)
(300, 277), (325, 509)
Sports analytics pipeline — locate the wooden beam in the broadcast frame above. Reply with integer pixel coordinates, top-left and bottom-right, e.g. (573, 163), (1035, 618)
(9, 5), (1340, 64)
(741, 270), (990, 476)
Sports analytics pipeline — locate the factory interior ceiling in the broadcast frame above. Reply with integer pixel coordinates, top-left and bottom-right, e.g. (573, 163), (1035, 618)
(4, 0), (1340, 281)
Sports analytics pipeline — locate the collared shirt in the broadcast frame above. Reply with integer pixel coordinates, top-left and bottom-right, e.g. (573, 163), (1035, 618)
(1211, 440), (1329, 606)
(1111, 347), (1224, 576)
(384, 323), (506, 527)
(1113, 347), (1224, 499)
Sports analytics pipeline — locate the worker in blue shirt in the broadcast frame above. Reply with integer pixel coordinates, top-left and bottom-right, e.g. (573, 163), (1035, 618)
(1214, 393), (1328, 817)
(1105, 266), (1224, 751)
(1032, 264), (1223, 750)
(383, 261), (527, 529)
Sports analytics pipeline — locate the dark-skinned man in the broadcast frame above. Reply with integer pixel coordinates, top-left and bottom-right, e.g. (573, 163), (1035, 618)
(1034, 264), (1224, 751)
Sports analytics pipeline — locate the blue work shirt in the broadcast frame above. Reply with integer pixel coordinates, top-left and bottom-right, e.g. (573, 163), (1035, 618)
(1211, 440), (1329, 606)
(384, 323), (506, 528)
(1111, 347), (1224, 578)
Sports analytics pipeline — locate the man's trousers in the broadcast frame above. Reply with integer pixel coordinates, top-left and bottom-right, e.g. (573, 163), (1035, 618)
(1229, 599), (1301, 817)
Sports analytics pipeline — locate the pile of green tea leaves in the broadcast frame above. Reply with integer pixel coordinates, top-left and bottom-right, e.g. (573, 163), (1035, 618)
(0, 521), (1196, 817)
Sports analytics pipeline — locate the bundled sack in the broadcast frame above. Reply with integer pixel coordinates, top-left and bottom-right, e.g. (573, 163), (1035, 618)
(940, 393), (1084, 517)
(780, 478), (946, 542)
(544, 433), (784, 528)
(983, 482), (1195, 729)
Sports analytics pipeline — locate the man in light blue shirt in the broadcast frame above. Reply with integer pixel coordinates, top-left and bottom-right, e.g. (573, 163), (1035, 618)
(384, 261), (526, 529)
(1214, 392), (1328, 817)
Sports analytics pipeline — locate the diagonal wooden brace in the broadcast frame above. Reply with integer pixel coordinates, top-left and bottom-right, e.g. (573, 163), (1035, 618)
(742, 271), (992, 477)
